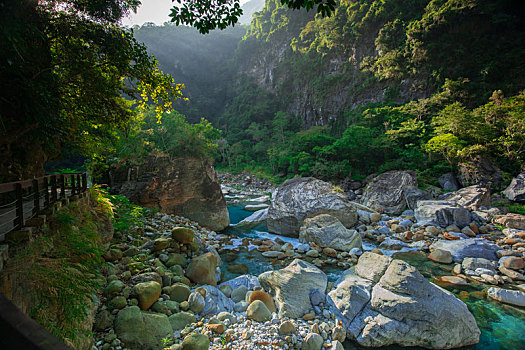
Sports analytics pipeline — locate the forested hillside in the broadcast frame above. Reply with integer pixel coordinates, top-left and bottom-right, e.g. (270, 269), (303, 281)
(133, 0), (525, 186)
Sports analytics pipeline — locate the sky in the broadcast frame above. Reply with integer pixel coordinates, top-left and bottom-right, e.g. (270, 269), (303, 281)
(123, 0), (251, 26)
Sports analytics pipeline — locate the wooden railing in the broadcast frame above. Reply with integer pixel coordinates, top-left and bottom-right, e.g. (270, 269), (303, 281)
(0, 173), (88, 240)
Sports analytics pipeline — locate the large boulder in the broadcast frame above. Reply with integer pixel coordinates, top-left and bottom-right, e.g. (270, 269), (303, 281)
(327, 253), (480, 349)
(415, 201), (471, 228)
(503, 173), (525, 202)
(115, 306), (173, 350)
(259, 259), (327, 318)
(456, 155), (503, 188)
(430, 238), (502, 261)
(441, 185), (490, 210)
(109, 156), (229, 231)
(186, 252), (218, 286)
(267, 177), (357, 237)
(361, 171), (417, 214)
(299, 214), (362, 252)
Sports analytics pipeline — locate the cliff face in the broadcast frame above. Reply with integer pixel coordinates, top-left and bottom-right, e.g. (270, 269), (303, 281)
(234, 0), (430, 128)
(109, 156), (229, 231)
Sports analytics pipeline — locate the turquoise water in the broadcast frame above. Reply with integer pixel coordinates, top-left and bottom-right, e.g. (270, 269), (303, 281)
(222, 205), (525, 349)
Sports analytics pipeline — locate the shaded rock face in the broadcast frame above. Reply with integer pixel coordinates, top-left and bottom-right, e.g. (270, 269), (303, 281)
(109, 156), (229, 231)
(457, 155), (503, 188)
(267, 177), (357, 237)
(504, 173), (525, 202)
(438, 173), (460, 192)
(404, 188), (433, 210)
(299, 214), (362, 252)
(259, 259), (327, 318)
(361, 171), (417, 214)
(327, 253), (480, 349)
(415, 200), (471, 228)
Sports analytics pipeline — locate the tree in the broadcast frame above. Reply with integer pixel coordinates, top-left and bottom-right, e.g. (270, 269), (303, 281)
(170, 0), (337, 34)
(424, 133), (466, 164)
(0, 0), (183, 181)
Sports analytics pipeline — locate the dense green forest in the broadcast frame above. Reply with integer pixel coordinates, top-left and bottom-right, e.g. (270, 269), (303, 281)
(131, 0), (525, 186)
(2, 0), (525, 187)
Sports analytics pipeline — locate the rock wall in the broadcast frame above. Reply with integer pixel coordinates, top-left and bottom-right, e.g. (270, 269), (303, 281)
(109, 156), (229, 231)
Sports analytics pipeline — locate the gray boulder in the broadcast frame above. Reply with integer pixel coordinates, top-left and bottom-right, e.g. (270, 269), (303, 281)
(259, 259), (327, 318)
(430, 238), (502, 261)
(361, 171), (418, 214)
(504, 173), (525, 202)
(487, 287), (525, 307)
(441, 185), (490, 210)
(462, 258), (496, 273)
(196, 285), (234, 316)
(438, 173), (460, 192)
(415, 200), (471, 228)
(115, 306), (173, 350)
(235, 208), (268, 227)
(299, 214), (362, 252)
(219, 274), (260, 291)
(327, 253), (480, 349)
(267, 177), (357, 237)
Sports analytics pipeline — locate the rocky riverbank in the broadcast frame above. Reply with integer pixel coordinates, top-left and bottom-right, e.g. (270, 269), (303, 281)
(92, 170), (525, 350)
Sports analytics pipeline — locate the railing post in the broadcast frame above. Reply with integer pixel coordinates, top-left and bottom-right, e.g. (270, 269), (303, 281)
(60, 175), (65, 199)
(15, 183), (23, 230)
(43, 177), (50, 209)
(82, 173), (87, 191)
(51, 175), (57, 203)
(32, 179), (40, 216)
(69, 175), (75, 196)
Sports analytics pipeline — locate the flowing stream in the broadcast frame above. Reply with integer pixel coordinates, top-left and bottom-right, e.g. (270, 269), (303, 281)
(220, 205), (525, 350)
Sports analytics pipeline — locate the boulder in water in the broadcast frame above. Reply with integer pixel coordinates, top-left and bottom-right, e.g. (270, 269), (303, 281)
(267, 177), (357, 237)
(299, 214), (362, 252)
(430, 238), (502, 261)
(327, 253), (480, 349)
(235, 208), (268, 228)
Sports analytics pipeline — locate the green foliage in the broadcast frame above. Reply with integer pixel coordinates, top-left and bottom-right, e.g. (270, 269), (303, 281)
(105, 193), (146, 234)
(0, 189), (112, 345)
(0, 0), (183, 181)
(168, 0), (336, 34)
(493, 202), (525, 216)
